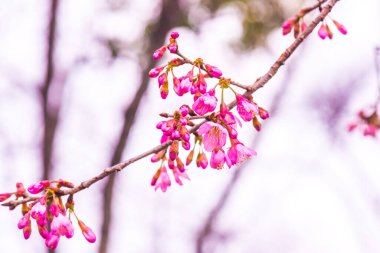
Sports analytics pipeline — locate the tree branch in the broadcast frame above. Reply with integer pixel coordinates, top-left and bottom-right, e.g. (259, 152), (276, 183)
(1, 0), (340, 210)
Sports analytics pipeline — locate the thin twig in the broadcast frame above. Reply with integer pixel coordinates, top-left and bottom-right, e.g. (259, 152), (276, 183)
(1, 0), (340, 210)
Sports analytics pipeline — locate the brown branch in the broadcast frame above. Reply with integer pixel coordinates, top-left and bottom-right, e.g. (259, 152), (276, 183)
(1, 0), (340, 210)
(97, 1), (186, 252)
(40, 0), (60, 182)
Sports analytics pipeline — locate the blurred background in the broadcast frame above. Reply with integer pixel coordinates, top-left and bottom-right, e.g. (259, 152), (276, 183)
(0, 0), (380, 252)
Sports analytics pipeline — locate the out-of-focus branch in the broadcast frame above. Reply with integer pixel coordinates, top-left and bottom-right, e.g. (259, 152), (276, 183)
(98, 0), (186, 252)
(2, 0), (340, 210)
(40, 0), (60, 182)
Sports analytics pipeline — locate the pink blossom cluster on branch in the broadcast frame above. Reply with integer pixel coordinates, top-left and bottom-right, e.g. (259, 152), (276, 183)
(148, 32), (268, 192)
(282, 2), (347, 40)
(0, 0), (346, 249)
(0, 181), (96, 249)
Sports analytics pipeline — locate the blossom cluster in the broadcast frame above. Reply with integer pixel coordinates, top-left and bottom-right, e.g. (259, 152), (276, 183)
(0, 180), (96, 249)
(282, 9), (347, 40)
(348, 109), (380, 137)
(148, 32), (269, 192)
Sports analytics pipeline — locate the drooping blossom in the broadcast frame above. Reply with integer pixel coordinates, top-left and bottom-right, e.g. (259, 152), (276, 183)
(172, 167), (190, 185)
(151, 166), (171, 192)
(210, 147), (231, 169)
(198, 122), (228, 152)
(227, 140), (257, 165)
(78, 220), (96, 243)
(192, 90), (217, 116)
(45, 233), (60, 249)
(236, 94), (259, 122)
(196, 151), (208, 169)
(332, 19), (347, 35)
(50, 213), (74, 239)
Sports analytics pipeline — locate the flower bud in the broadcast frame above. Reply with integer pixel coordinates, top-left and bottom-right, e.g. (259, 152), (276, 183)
(258, 107), (270, 120)
(148, 66), (164, 78)
(78, 220), (96, 243)
(27, 180), (50, 194)
(0, 192), (12, 202)
(186, 149), (194, 165)
(252, 116), (261, 131)
(205, 64), (222, 78)
(170, 31), (179, 39)
(153, 46), (166, 60)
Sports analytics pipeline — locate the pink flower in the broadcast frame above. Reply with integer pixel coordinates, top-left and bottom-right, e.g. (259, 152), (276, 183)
(174, 75), (192, 96)
(196, 151), (208, 169)
(153, 46), (166, 60)
(27, 180), (50, 194)
(192, 90), (217, 116)
(45, 233), (60, 249)
(0, 192), (12, 202)
(78, 220), (96, 243)
(51, 213), (74, 239)
(227, 140), (257, 165)
(318, 23), (328, 39)
(173, 168), (190, 186)
(236, 94), (259, 122)
(152, 166), (171, 192)
(332, 19), (347, 35)
(205, 64), (222, 78)
(210, 148), (231, 169)
(198, 122), (228, 152)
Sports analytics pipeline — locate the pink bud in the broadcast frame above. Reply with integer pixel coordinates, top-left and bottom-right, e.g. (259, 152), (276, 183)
(179, 105), (189, 117)
(148, 67), (164, 78)
(170, 31), (179, 39)
(45, 233), (60, 249)
(18, 213), (30, 229)
(78, 220), (96, 243)
(332, 19), (347, 35)
(318, 23), (328, 40)
(282, 17), (296, 35)
(27, 180), (50, 194)
(205, 64), (222, 78)
(167, 42), (178, 53)
(258, 107), (270, 120)
(153, 46), (166, 60)
(0, 193), (12, 202)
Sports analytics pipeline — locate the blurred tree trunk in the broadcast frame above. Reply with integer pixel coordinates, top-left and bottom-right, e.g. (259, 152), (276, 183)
(98, 1), (186, 253)
(40, 1), (61, 253)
